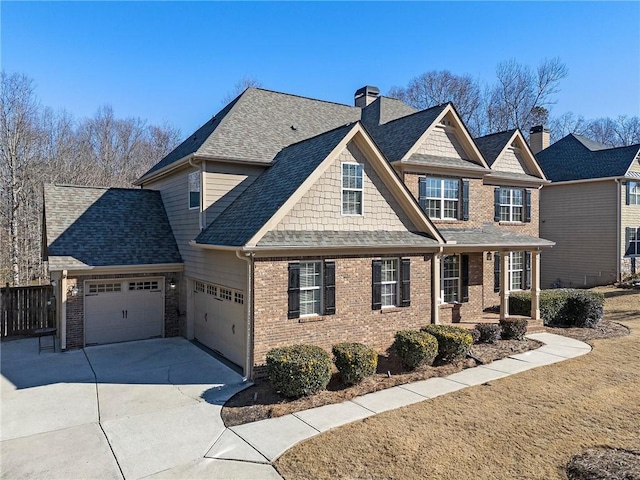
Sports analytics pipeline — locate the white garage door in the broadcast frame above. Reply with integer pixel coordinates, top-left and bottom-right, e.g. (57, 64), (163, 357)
(193, 281), (246, 367)
(85, 279), (164, 345)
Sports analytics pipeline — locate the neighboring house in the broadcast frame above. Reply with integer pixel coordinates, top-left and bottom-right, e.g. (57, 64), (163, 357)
(43, 86), (552, 379)
(535, 130), (640, 287)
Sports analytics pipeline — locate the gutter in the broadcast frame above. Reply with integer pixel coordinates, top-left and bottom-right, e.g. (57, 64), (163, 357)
(235, 250), (254, 381)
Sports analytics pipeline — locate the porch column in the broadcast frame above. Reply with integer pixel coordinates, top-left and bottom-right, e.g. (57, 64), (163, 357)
(500, 252), (510, 320)
(432, 253), (441, 324)
(530, 250), (541, 320)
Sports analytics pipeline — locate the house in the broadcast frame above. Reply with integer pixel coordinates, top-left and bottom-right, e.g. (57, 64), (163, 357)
(534, 128), (640, 287)
(43, 86), (552, 379)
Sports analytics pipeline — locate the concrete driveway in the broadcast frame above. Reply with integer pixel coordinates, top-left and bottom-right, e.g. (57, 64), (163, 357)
(0, 337), (280, 479)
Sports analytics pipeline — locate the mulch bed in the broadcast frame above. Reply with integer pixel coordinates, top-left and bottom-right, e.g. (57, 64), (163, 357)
(566, 447), (640, 480)
(221, 338), (541, 427)
(547, 320), (630, 343)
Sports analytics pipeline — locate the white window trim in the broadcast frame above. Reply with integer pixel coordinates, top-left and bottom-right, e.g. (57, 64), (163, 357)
(341, 162), (364, 216)
(630, 181), (640, 205)
(509, 252), (525, 292)
(441, 254), (460, 304)
(380, 258), (399, 308)
(500, 188), (524, 222)
(188, 171), (200, 210)
(300, 261), (323, 317)
(424, 177), (460, 220)
(629, 228), (640, 257)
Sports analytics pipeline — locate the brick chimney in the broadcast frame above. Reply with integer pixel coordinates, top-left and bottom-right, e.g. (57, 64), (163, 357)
(529, 125), (550, 154)
(354, 86), (380, 108)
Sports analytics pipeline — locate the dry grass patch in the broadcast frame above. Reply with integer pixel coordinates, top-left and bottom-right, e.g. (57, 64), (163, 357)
(275, 286), (640, 480)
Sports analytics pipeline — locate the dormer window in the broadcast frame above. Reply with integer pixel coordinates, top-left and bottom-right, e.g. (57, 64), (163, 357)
(418, 177), (469, 221)
(342, 162), (363, 215)
(188, 171), (200, 210)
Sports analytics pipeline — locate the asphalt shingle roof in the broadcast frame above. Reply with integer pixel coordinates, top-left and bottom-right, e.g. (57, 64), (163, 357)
(257, 230), (439, 248)
(474, 130), (517, 166)
(361, 96), (418, 126)
(195, 124), (355, 247)
(44, 185), (182, 270)
(440, 225), (554, 248)
(404, 153), (489, 173)
(536, 134), (640, 182)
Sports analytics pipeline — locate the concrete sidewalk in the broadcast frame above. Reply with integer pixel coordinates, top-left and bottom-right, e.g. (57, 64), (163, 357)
(206, 332), (591, 466)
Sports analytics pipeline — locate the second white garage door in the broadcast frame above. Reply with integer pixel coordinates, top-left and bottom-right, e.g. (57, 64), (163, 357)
(193, 281), (246, 367)
(85, 278), (164, 345)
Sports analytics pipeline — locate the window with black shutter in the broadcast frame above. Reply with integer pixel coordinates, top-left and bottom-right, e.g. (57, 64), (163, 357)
(494, 188), (501, 222)
(461, 180), (470, 221)
(494, 252), (501, 292)
(461, 254), (469, 302)
(287, 263), (300, 319)
(524, 189), (532, 223)
(400, 258), (411, 307)
(372, 260), (382, 310)
(324, 261), (336, 315)
(524, 252), (532, 289)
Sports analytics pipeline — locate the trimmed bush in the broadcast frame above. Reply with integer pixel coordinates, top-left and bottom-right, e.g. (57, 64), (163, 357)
(475, 323), (502, 343)
(510, 289), (605, 328)
(266, 344), (332, 398)
(332, 342), (378, 385)
(392, 330), (438, 370)
(499, 318), (528, 340)
(468, 328), (481, 344)
(420, 325), (473, 363)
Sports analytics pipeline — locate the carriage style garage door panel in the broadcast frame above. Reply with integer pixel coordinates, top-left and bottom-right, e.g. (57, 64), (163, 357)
(85, 279), (164, 345)
(193, 281), (246, 367)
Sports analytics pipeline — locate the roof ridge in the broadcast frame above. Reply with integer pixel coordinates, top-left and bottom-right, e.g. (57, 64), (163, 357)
(378, 103), (448, 127)
(475, 128), (517, 140)
(250, 87), (359, 110)
(48, 184), (154, 192)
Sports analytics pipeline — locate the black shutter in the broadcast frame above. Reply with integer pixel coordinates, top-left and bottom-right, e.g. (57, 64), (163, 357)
(461, 180), (470, 221)
(287, 263), (300, 319)
(324, 261), (336, 315)
(372, 260), (382, 310)
(626, 182), (630, 205)
(626, 227), (633, 255)
(418, 177), (427, 212)
(524, 189), (532, 223)
(494, 252), (501, 293)
(524, 252), (531, 290)
(461, 255), (469, 303)
(400, 258), (411, 307)
(494, 187), (501, 222)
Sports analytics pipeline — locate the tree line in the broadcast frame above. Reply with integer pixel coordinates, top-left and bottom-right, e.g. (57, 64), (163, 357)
(388, 58), (640, 146)
(0, 72), (181, 285)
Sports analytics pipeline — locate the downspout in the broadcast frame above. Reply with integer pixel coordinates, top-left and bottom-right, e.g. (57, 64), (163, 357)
(236, 250), (254, 381)
(60, 270), (67, 350)
(615, 178), (622, 282)
(432, 246), (443, 324)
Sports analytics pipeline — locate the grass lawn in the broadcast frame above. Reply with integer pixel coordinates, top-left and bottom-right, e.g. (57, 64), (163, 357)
(275, 286), (640, 480)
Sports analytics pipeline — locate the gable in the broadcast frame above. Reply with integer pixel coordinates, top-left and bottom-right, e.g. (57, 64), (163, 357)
(628, 151), (640, 174)
(274, 142), (417, 232)
(491, 143), (529, 175)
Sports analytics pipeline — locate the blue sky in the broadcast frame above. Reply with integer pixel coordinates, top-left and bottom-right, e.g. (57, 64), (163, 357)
(2, 1), (639, 136)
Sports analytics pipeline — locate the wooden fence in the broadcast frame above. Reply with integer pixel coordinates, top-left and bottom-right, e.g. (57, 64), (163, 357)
(0, 284), (56, 337)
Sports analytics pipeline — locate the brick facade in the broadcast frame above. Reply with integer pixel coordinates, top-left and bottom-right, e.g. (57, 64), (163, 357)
(252, 253), (433, 373)
(64, 272), (183, 350)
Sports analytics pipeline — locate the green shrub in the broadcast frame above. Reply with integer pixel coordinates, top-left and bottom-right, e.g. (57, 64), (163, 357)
(420, 325), (473, 363)
(475, 323), (502, 343)
(392, 330), (438, 370)
(499, 318), (528, 340)
(509, 289), (604, 328)
(266, 344), (332, 398)
(332, 343), (378, 385)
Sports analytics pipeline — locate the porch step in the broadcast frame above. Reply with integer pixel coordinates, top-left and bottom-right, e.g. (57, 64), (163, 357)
(526, 319), (545, 334)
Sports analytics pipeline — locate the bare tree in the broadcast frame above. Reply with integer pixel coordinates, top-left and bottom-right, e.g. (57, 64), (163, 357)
(549, 113), (640, 147)
(221, 75), (263, 104)
(0, 72), (42, 285)
(549, 111), (587, 143)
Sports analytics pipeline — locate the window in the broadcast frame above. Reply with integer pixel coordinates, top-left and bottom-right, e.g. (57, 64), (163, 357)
(500, 188), (523, 222)
(188, 171), (200, 209)
(234, 292), (244, 304)
(194, 282), (205, 293)
(421, 178), (460, 219)
(299, 262), (322, 316)
(441, 255), (460, 303)
(288, 261), (335, 318)
(626, 227), (640, 256)
(628, 182), (640, 205)
(88, 283), (121, 294)
(129, 281), (159, 291)
(342, 163), (363, 215)
(220, 288), (232, 301)
(494, 251), (531, 292)
(206, 284), (217, 296)
(380, 259), (399, 307)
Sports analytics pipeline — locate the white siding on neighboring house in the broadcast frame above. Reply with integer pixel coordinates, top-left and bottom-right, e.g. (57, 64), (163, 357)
(204, 162), (264, 226)
(275, 142), (417, 232)
(416, 124), (469, 159)
(540, 180), (618, 288)
(492, 146), (528, 175)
